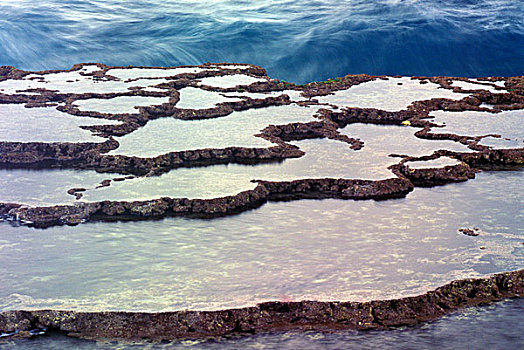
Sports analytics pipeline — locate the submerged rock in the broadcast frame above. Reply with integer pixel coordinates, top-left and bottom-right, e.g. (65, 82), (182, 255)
(459, 228), (481, 237)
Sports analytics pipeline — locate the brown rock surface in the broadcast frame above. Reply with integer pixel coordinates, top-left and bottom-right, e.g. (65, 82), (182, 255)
(0, 270), (522, 341)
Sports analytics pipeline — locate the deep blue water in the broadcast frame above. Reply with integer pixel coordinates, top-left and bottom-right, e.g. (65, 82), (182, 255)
(0, 0), (523, 83)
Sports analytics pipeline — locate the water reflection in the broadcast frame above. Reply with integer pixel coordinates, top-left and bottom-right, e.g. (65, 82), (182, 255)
(74, 96), (170, 115)
(109, 104), (321, 157)
(0, 169), (114, 206)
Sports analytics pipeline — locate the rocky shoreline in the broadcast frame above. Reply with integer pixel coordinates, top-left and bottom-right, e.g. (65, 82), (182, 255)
(0, 269), (522, 341)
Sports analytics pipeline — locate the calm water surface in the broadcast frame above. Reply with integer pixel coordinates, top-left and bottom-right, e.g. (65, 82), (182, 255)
(1, 171), (522, 312)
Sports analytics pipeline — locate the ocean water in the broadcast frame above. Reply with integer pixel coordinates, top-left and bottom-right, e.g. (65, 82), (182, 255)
(1, 0), (523, 83)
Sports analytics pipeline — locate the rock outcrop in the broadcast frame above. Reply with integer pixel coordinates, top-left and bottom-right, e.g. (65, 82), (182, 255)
(1, 270), (522, 341)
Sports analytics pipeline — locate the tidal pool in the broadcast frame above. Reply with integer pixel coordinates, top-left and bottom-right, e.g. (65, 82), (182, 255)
(222, 89), (308, 102)
(450, 80), (500, 93)
(0, 65), (172, 95)
(89, 124), (473, 202)
(86, 137), (378, 202)
(316, 77), (470, 111)
(0, 169), (116, 207)
(0, 64), (522, 347)
(479, 136), (524, 149)
(405, 157), (461, 169)
(0, 104), (119, 143)
(0, 123), (475, 205)
(428, 110), (524, 142)
(108, 104), (322, 157)
(175, 87), (243, 109)
(105, 67), (215, 80)
(198, 74), (267, 88)
(73, 96), (171, 115)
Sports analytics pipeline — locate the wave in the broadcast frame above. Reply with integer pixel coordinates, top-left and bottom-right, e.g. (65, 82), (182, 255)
(0, 0), (523, 83)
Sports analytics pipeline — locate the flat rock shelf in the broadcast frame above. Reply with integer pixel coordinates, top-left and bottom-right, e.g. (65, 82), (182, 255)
(0, 63), (522, 343)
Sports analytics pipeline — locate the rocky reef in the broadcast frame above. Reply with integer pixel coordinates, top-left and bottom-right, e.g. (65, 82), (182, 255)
(0, 270), (522, 341)
(0, 64), (522, 227)
(0, 177), (413, 227)
(0, 63), (523, 342)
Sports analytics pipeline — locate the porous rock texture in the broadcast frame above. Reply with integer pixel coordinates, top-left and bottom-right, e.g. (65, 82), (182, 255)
(0, 270), (522, 341)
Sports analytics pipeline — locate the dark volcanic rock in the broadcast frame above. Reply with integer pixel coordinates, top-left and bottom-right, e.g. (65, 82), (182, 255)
(2, 177), (414, 228)
(0, 270), (522, 341)
(455, 148), (524, 169)
(300, 74), (377, 98)
(459, 228), (480, 237)
(260, 178), (413, 201)
(0, 138), (119, 165)
(399, 162), (476, 187)
(0, 66), (28, 81)
(0, 67), (522, 229)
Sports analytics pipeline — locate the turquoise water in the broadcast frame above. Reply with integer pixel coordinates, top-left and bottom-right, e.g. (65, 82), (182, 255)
(1, 1), (523, 83)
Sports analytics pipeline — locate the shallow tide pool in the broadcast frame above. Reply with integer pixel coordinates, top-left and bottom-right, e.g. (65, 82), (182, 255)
(1, 170), (522, 313)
